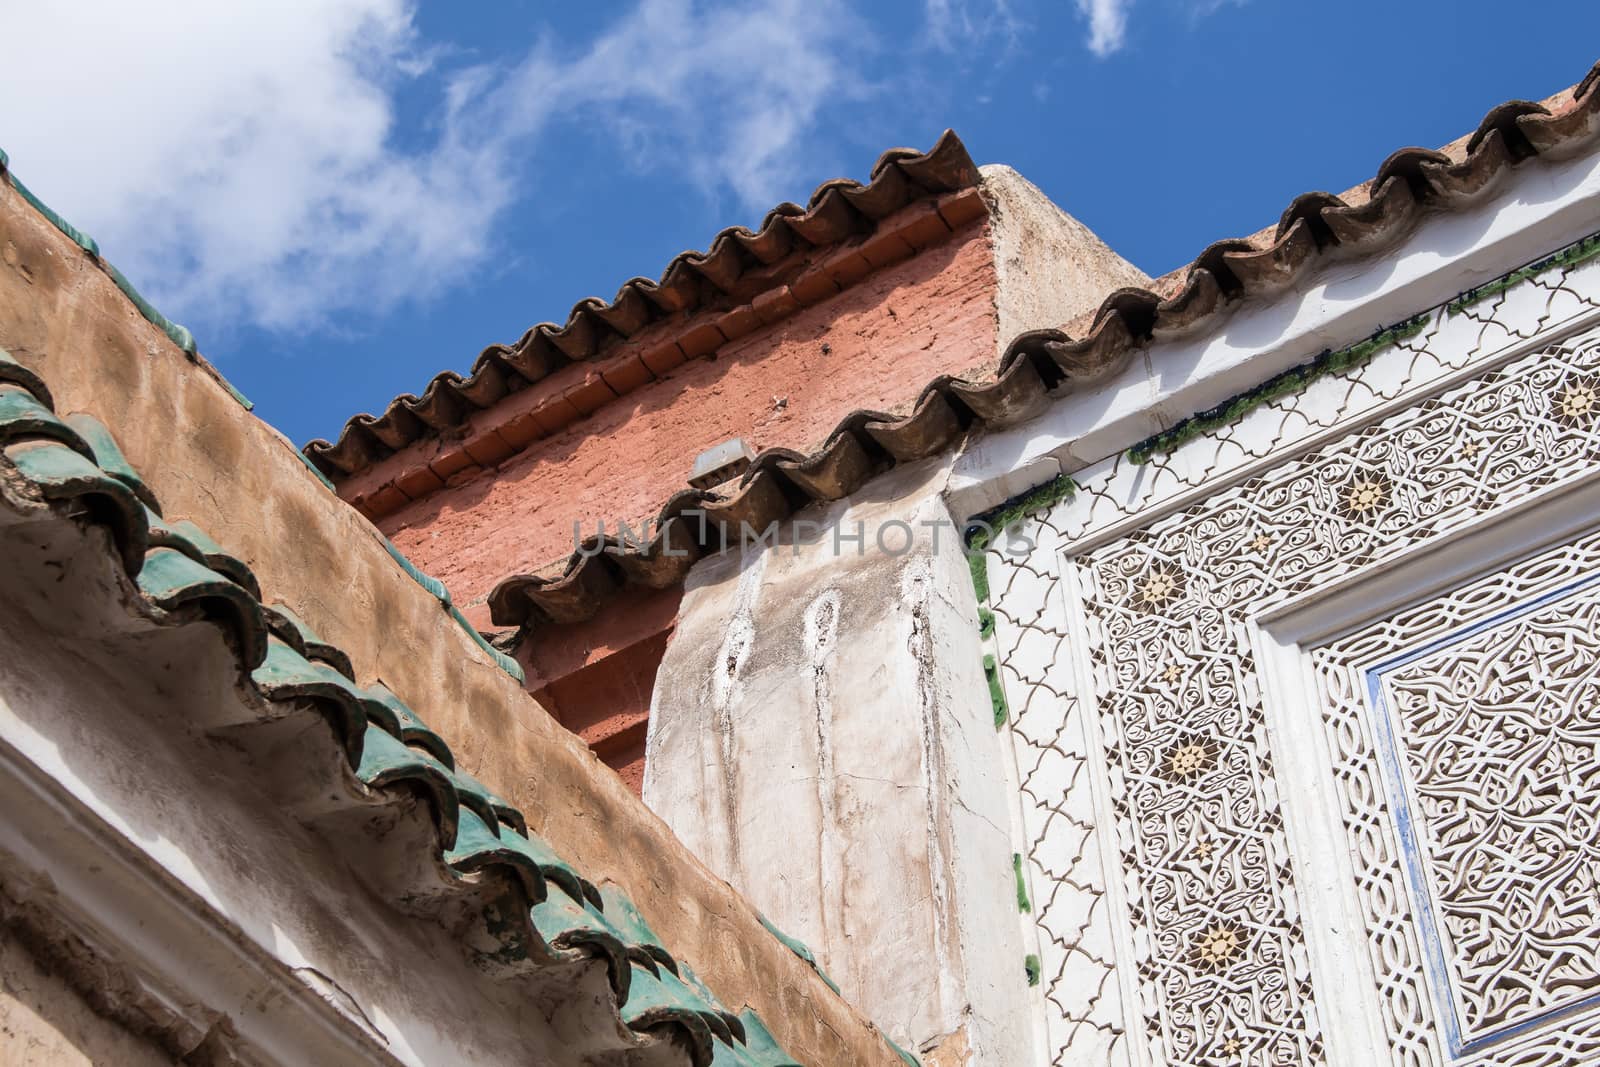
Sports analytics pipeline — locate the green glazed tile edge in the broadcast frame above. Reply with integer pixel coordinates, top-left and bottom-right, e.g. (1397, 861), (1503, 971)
(448, 604), (526, 682)
(1025, 953), (1041, 987)
(967, 474), (1077, 551)
(967, 550), (989, 604)
(754, 912), (841, 995)
(377, 537), (525, 682)
(5, 355), (809, 1066)
(886, 1036), (922, 1066)
(1125, 313), (1429, 464)
(294, 447), (339, 492)
(984, 653), (1007, 729)
(382, 537), (450, 601)
(5, 145), (512, 684)
(1447, 229), (1600, 315)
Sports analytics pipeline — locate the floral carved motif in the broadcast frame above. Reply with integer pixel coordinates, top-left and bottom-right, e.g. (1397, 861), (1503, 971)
(992, 256), (1600, 1066)
(1380, 588), (1600, 1042)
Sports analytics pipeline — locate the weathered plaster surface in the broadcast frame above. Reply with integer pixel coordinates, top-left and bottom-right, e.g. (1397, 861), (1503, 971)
(0, 181), (902, 1066)
(383, 222), (1001, 609)
(0, 930), (175, 1066)
(981, 164), (1150, 357)
(645, 458), (1035, 1065)
(0, 515), (632, 1065)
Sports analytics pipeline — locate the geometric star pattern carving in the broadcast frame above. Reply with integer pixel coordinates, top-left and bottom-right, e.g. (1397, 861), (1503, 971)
(989, 255), (1600, 1066)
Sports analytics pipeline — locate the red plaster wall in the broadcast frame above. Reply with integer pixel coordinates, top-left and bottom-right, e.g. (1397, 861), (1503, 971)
(516, 586), (681, 791)
(381, 220), (999, 617)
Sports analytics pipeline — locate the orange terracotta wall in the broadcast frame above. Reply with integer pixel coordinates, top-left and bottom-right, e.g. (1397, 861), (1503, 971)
(379, 217), (1000, 621)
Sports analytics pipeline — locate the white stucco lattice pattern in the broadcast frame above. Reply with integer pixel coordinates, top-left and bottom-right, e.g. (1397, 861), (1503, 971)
(988, 250), (1600, 1065)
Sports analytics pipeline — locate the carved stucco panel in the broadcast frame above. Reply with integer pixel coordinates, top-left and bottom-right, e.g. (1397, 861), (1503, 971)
(990, 251), (1600, 1065)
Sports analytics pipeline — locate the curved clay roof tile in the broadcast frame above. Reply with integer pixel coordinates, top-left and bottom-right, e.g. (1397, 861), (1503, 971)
(303, 131), (981, 481)
(485, 60), (1600, 634)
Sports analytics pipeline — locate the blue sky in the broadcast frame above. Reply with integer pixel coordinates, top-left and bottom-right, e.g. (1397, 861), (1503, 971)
(2, 2), (1597, 448)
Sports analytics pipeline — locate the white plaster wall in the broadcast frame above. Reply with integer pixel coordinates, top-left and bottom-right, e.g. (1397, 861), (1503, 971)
(645, 458), (1035, 1065)
(952, 140), (1600, 517)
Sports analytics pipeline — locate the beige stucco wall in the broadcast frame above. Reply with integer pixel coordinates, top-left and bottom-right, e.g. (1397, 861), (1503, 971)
(982, 164), (1149, 355)
(0, 178), (902, 1066)
(0, 932), (174, 1067)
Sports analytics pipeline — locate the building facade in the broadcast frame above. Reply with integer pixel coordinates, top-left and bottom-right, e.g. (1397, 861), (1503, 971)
(2, 53), (1599, 1067)
(639, 65), (1600, 1065)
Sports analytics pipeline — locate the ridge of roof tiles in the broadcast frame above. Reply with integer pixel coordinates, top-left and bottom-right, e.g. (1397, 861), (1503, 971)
(0, 150), (523, 683)
(0, 348), (811, 1067)
(301, 131), (980, 481)
(486, 60), (1600, 632)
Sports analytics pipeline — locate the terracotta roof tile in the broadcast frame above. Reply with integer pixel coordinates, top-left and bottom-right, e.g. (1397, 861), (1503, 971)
(304, 131), (981, 480)
(486, 60), (1600, 631)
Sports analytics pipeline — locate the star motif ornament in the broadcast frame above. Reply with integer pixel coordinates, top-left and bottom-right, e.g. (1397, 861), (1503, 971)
(1133, 563), (1185, 610)
(1341, 473), (1390, 518)
(1553, 376), (1599, 426)
(1193, 921), (1245, 970)
(1163, 736), (1217, 781)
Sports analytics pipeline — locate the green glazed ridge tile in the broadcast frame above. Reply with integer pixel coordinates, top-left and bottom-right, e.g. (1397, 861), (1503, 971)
(733, 1011), (802, 1067)
(4, 167), (99, 258)
(261, 602), (356, 680)
(358, 683), (454, 769)
(0, 318), (813, 1067)
(383, 537), (450, 602)
(0, 387), (94, 459)
(249, 637), (368, 768)
(887, 1035), (922, 1066)
(137, 547), (269, 671)
(4, 439), (148, 575)
(164, 518), (261, 600)
(471, 776), (528, 838)
(708, 1037), (766, 1066)
(448, 603), (526, 682)
(620, 965), (715, 1065)
(144, 510), (263, 602)
(530, 889), (631, 1001)
(755, 911), (841, 995)
(62, 413), (161, 515)
(445, 806), (547, 904)
(668, 963), (738, 1046)
(0, 349), (55, 409)
(103, 261), (196, 356)
(293, 447), (339, 493)
(440, 765), (506, 840)
(355, 723), (461, 851)
(598, 887), (679, 975)
(500, 823), (587, 905)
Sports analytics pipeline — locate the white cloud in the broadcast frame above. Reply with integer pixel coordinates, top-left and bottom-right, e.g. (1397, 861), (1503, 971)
(475, 0), (871, 212)
(1076, 0), (1132, 56)
(0, 0), (868, 335)
(922, 0), (1023, 55)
